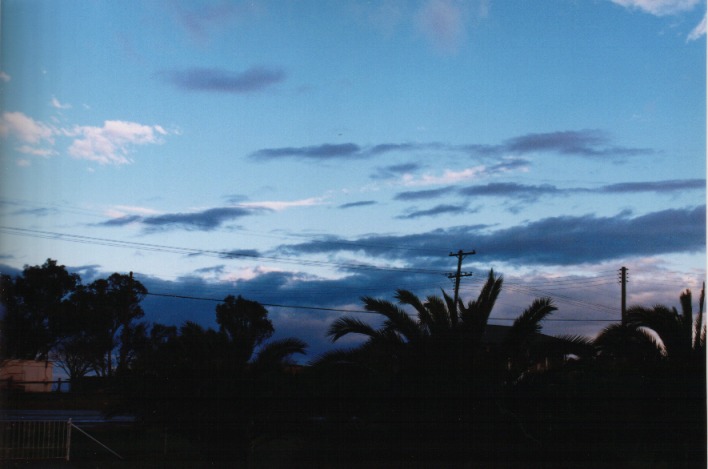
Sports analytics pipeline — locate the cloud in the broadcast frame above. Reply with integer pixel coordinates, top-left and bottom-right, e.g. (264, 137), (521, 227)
(370, 163), (422, 180)
(501, 130), (650, 157)
(240, 197), (326, 211)
(67, 120), (169, 165)
(0, 71), (10, 82)
(0, 112), (55, 144)
(394, 186), (455, 201)
(251, 143), (362, 160)
(278, 205), (705, 267)
(610, 0), (701, 16)
(397, 203), (471, 219)
(220, 249), (261, 259)
(402, 166), (490, 186)
(252, 131), (650, 164)
(598, 179), (705, 193)
(339, 200), (377, 209)
(454, 179), (704, 207)
(478, 205), (706, 265)
(50, 97), (71, 110)
(161, 66), (285, 93)
(16, 145), (56, 157)
(459, 182), (563, 202)
(99, 206), (268, 231)
(687, 12), (707, 40)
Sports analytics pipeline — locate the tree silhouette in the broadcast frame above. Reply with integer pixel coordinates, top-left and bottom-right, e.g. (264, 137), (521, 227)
(63, 273), (147, 376)
(216, 295), (274, 363)
(0, 259), (79, 360)
(625, 285), (705, 365)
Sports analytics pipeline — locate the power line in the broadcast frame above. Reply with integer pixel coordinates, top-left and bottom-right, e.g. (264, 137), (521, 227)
(145, 291), (617, 323)
(0, 226), (447, 276)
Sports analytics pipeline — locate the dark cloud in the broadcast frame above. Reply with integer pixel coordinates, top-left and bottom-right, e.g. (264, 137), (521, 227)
(278, 205), (705, 267)
(501, 130), (652, 157)
(220, 249), (261, 259)
(394, 186), (455, 201)
(161, 66), (285, 93)
(100, 215), (143, 227)
(251, 143), (361, 160)
(476, 205), (705, 265)
(459, 182), (563, 202)
(371, 163), (422, 180)
(397, 204), (470, 219)
(194, 265), (226, 274)
(368, 142), (446, 155)
(598, 179), (706, 193)
(338, 200), (377, 209)
(250, 130), (651, 164)
(98, 207), (267, 231)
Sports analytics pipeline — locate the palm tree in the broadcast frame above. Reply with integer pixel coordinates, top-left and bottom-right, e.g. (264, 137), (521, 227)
(625, 284), (705, 365)
(325, 270), (565, 383)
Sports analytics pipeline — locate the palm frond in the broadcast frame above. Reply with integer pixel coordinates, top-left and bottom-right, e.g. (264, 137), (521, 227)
(252, 337), (307, 368)
(550, 334), (596, 360)
(395, 289), (432, 330)
(362, 296), (421, 343)
(694, 283), (705, 351)
(441, 289), (458, 325)
(327, 316), (379, 342)
(424, 294), (452, 332)
(595, 322), (664, 361)
(460, 269), (503, 331)
(506, 297), (557, 349)
(627, 305), (687, 359)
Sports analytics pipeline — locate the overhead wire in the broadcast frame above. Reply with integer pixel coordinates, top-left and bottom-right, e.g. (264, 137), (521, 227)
(145, 291), (618, 323)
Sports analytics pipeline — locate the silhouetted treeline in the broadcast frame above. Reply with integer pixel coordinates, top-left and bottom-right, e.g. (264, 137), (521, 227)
(1, 259), (705, 466)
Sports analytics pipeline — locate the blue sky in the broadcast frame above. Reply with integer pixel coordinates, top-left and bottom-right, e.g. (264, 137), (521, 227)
(1, 0), (705, 359)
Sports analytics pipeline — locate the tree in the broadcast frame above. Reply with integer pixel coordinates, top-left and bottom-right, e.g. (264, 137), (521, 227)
(216, 295), (274, 363)
(325, 270), (559, 382)
(64, 272), (147, 376)
(0, 259), (79, 360)
(625, 285), (706, 365)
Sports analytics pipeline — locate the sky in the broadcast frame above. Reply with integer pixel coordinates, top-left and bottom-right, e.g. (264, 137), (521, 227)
(0, 0), (706, 361)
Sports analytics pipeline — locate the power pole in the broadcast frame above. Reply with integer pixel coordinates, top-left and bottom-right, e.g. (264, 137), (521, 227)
(619, 267), (628, 326)
(448, 249), (476, 310)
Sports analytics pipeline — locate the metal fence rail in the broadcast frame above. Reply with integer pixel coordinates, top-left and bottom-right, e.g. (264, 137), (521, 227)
(0, 420), (71, 461)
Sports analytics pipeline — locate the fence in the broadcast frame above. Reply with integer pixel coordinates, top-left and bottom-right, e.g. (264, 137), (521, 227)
(0, 419), (71, 461)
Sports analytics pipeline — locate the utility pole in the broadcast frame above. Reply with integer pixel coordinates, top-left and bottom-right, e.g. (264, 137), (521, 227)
(448, 249), (476, 310)
(619, 267), (628, 326)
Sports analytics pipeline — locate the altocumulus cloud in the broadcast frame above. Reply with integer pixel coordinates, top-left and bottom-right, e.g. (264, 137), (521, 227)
(277, 205), (705, 267)
(68, 120), (169, 165)
(0, 112), (170, 165)
(251, 130), (651, 163)
(161, 66), (285, 93)
(99, 206), (268, 231)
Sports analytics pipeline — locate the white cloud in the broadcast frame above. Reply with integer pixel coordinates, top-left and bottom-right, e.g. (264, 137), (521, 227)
(0, 112), (55, 144)
(611, 0), (701, 16)
(0, 71), (10, 82)
(68, 120), (169, 165)
(687, 12), (707, 40)
(16, 145), (56, 157)
(50, 96), (72, 109)
(106, 205), (162, 219)
(240, 197), (327, 211)
(402, 166), (487, 186)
